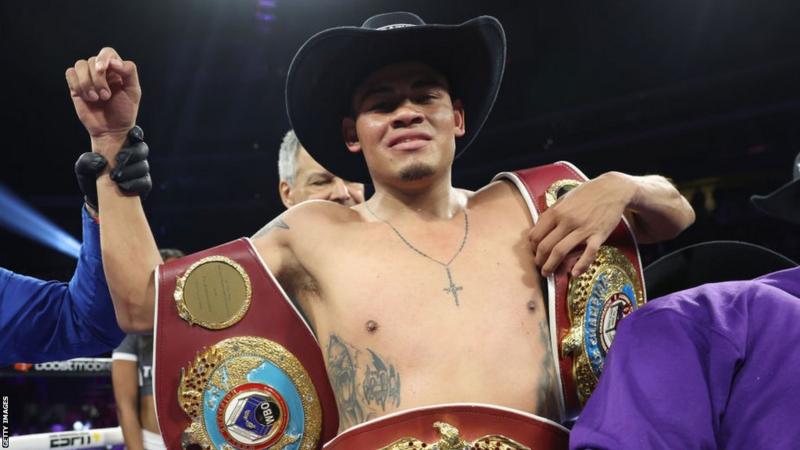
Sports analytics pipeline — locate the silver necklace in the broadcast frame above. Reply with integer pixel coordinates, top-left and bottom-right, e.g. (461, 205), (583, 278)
(365, 201), (469, 306)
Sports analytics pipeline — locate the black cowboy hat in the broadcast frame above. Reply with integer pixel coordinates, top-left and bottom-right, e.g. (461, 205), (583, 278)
(644, 240), (797, 299)
(285, 12), (506, 184)
(750, 152), (800, 225)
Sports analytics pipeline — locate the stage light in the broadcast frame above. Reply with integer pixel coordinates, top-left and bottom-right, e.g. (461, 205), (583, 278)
(255, 0), (277, 31)
(0, 184), (80, 258)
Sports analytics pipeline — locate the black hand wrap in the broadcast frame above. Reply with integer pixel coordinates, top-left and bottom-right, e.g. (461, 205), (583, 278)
(111, 129), (151, 196)
(74, 126), (152, 211)
(74, 152), (107, 211)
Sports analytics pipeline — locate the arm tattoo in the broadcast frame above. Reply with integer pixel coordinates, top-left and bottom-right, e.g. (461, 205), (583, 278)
(251, 216), (289, 238)
(536, 320), (561, 420)
(326, 334), (401, 430)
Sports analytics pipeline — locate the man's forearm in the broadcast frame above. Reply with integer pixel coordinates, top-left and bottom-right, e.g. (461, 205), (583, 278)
(95, 137), (161, 333)
(116, 404), (145, 450)
(615, 172), (696, 243)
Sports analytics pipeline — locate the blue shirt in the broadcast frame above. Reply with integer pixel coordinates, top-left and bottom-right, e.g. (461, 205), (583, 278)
(0, 207), (124, 364)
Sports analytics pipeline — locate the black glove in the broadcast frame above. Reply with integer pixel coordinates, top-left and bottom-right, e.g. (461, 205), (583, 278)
(74, 126), (152, 211)
(74, 152), (107, 211)
(111, 140), (151, 196)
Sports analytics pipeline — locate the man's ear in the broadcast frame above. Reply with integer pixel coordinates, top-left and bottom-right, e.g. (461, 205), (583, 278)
(452, 99), (466, 138)
(342, 117), (362, 153)
(279, 180), (294, 208)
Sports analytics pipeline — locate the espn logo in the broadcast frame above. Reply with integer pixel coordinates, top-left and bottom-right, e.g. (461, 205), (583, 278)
(49, 431), (100, 448)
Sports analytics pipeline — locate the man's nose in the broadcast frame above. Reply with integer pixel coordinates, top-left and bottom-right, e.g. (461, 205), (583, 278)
(328, 178), (353, 203)
(391, 101), (424, 128)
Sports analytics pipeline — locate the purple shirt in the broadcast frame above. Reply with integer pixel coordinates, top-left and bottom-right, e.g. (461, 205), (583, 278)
(571, 266), (800, 450)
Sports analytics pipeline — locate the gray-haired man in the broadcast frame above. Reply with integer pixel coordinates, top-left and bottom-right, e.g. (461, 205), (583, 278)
(277, 129), (364, 208)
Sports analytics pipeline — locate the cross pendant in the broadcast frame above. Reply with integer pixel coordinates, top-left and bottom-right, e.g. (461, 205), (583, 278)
(442, 267), (463, 306)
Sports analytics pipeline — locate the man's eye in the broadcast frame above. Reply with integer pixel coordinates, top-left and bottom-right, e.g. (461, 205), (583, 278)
(369, 101), (393, 112)
(310, 179), (330, 186)
(416, 89), (443, 103)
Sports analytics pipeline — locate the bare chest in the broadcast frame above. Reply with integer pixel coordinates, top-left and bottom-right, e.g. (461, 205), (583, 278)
(295, 210), (558, 427)
(312, 212), (539, 332)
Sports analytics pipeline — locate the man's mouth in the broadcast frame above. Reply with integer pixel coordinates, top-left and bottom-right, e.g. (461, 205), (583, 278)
(388, 132), (432, 151)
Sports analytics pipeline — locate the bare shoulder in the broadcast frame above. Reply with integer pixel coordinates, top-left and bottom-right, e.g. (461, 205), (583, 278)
(251, 200), (362, 243)
(250, 200), (362, 275)
(471, 180), (531, 215)
(461, 180), (534, 233)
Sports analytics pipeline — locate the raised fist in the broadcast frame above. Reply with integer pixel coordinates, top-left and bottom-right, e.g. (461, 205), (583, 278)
(65, 47), (141, 146)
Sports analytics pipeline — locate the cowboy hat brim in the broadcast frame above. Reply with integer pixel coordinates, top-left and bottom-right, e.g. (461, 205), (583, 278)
(644, 240), (797, 299)
(286, 16), (506, 184)
(750, 178), (800, 225)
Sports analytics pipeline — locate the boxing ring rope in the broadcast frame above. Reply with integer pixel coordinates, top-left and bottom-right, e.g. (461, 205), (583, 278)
(2, 358), (112, 377)
(8, 427), (124, 449)
(4, 358), (122, 448)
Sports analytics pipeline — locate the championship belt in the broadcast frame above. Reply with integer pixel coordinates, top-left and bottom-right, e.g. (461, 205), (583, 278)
(153, 238), (339, 449)
(494, 162), (646, 421)
(323, 404), (569, 450)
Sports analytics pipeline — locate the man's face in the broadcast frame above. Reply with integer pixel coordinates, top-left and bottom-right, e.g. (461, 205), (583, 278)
(343, 62), (465, 186)
(280, 147), (365, 208)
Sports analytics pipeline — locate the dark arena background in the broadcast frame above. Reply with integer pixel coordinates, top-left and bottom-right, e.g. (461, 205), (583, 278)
(1, 0), (799, 447)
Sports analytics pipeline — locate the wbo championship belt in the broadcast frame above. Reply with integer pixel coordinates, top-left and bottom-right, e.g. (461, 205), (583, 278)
(495, 162), (647, 421)
(324, 404), (569, 450)
(154, 238), (339, 449)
